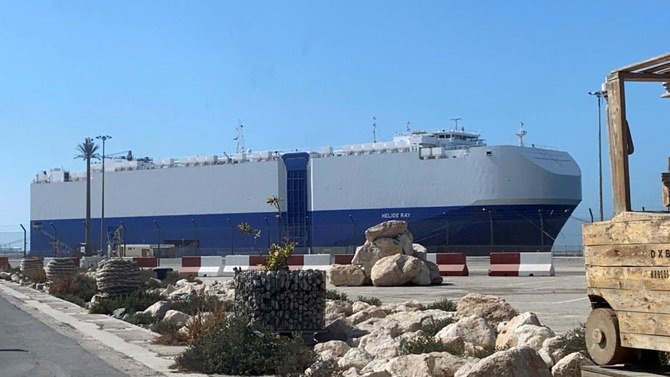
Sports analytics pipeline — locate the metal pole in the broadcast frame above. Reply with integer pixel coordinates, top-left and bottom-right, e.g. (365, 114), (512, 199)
(96, 135), (112, 253)
(349, 215), (355, 254)
(227, 218), (234, 254)
(488, 210), (493, 252)
(19, 224), (26, 257)
(50, 222), (57, 257)
(120, 221), (126, 258)
(191, 218), (198, 253)
(153, 220), (160, 256)
(442, 211), (448, 251)
(538, 210), (544, 250)
(82, 221), (88, 255)
(305, 215), (311, 254)
(264, 216), (270, 248)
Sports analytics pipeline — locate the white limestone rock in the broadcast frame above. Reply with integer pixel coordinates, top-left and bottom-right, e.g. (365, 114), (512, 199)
(162, 309), (192, 326)
(364, 220), (408, 242)
(328, 264), (367, 286)
(551, 352), (594, 377)
(495, 312), (542, 350)
(314, 340), (350, 360)
(456, 293), (517, 329)
(454, 346), (551, 377)
(370, 254), (423, 286)
(338, 347), (374, 370)
(436, 315), (496, 351)
(143, 300), (172, 320)
(515, 324), (556, 351)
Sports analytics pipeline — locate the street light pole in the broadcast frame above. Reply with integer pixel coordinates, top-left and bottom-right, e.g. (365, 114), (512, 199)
(96, 135), (112, 253)
(19, 224), (26, 257)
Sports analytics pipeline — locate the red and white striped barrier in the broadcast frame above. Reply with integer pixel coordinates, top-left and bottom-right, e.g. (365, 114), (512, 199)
(179, 256), (224, 277)
(488, 252), (554, 277)
(223, 254), (332, 275)
(131, 257), (159, 269)
(426, 253), (469, 276)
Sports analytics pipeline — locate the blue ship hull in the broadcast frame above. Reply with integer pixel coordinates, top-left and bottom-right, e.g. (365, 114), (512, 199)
(30, 203), (575, 257)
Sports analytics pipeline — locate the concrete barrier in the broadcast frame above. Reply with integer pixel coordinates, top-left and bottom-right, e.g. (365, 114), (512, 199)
(304, 254), (332, 271)
(81, 256), (106, 269)
(223, 255), (249, 275)
(333, 255), (354, 264)
(198, 256), (224, 277)
(158, 258), (181, 272)
(426, 253), (469, 276)
(488, 252), (521, 276)
(132, 257), (159, 269)
(488, 252), (555, 277)
(519, 252), (555, 277)
(287, 255), (304, 271)
(0, 257), (10, 271)
(180, 256), (201, 278)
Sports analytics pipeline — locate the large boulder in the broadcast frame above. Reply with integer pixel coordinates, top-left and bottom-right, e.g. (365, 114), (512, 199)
(551, 352), (593, 377)
(348, 306), (387, 325)
(454, 346), (551, 377)
(371, 254), (423, 286)
(383, 352), (471, 377)
(328, 264), (367, 286)
(352, 239), (404, 282)
(425, 260), (444, 285)
(456, 293), (517, 329)
(435, 315), (496, 352)
(496, 312), (542, 350)
(411, 243), (428, 260)
(338, 348), (374, 370)
(410, 260), (432, 286)
(162, 310), (192, 326)
(315, 317), (367, 345)
(314, 340), (350, 361)
(365, 220), (408, 242)
(143, 300), (173, 320)
(539, 336), (568, 368)
(397, 232), (414, 255)
(515, 324), (556, 351)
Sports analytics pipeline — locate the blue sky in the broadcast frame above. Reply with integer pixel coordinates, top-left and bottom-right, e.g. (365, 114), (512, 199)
(1, 1), (668, 248)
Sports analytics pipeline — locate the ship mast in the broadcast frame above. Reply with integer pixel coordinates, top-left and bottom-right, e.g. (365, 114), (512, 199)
(372, 116), (377, 143)
(234, 119), (245, 154)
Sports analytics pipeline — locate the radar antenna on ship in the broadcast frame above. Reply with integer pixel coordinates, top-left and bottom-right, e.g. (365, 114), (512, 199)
(372, 116), (377, 143)
(234, 119), (245, 154)
(450, 118), (462, 131)
(516, 122), (528, 146)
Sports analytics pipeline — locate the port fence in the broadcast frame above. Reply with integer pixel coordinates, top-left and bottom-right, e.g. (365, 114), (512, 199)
(25, 218), (584, 258)
(0, 225), (28, 257)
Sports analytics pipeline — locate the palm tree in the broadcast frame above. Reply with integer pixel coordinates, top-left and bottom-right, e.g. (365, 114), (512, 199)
(75, 138), (99, 255)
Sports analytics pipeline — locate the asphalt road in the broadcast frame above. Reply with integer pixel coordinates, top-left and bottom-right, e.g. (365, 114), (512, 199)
(0, 294), (128, 377)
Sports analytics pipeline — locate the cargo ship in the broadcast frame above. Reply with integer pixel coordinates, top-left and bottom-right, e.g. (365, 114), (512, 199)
(30, 127), (581, 256)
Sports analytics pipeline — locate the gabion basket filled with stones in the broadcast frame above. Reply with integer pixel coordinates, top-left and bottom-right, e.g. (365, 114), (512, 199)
(20, 257), (44, 278)
(95, 258), (142, 295)
(45, 258), (78, 282)
(234, 269), (326, 332)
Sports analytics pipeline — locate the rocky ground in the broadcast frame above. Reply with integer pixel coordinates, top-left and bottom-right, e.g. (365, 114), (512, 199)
(0, 265), (593, 377)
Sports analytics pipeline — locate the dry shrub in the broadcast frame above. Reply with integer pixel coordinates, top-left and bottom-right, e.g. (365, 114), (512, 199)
(28, 269), (47, 284)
